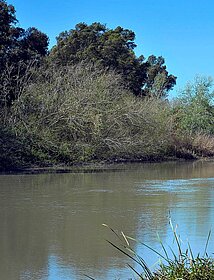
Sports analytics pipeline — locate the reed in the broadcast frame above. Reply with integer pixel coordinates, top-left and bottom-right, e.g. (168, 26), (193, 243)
(85, 221), (214, 279)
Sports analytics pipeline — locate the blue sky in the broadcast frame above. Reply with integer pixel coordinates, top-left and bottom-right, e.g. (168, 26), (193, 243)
(8, 0), (214, 98)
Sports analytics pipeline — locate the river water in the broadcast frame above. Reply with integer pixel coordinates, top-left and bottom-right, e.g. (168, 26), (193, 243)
(0, 160), (213, 280)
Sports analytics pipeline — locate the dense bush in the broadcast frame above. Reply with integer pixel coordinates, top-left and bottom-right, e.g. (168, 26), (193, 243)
(1, 63), (173, 169)
(0, 126), (29, 170)
(0, 63), (213, 170)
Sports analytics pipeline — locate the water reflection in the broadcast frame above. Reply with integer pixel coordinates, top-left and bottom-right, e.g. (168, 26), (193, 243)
(0, 160), (213, 279)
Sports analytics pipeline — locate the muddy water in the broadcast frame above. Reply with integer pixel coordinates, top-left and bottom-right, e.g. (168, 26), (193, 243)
(0, 160), (213, 279)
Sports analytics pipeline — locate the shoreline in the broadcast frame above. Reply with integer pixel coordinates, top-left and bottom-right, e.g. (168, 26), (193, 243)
(1, 156), (213, 175)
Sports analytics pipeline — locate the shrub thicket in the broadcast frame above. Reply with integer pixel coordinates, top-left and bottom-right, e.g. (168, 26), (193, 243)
(0, 63), (213, 170)
(1, 63), (173, 169)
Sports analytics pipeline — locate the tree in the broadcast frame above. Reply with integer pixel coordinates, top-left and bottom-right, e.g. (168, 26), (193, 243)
(0, 0), (49, 106)
(50, 22), (176, 97)
(174, 76), (214, 134)
(142, 55), (177, 98)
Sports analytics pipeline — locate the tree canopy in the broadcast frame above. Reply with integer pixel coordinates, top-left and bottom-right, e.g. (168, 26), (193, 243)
(1, 1), (176, 103)
(0, 0), (49, 105)
(50, 22), (176, 97)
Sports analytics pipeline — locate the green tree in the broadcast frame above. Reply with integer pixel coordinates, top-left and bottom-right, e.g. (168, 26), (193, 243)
(142, 55), (177, 98)
(50, 22), (176, 97)
(0, 0), (49, 106)
(174, 76), (214, 134)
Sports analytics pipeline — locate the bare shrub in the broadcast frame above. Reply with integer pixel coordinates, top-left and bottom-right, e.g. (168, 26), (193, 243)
(5, 62), (173, 165)
(99, 97), (172, 159)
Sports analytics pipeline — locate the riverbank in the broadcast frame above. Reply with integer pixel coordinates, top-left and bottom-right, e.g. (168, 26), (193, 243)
(1, 157), (213, 174)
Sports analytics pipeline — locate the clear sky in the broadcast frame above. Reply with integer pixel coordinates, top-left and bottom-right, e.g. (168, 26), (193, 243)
(8, 0), (214, 98)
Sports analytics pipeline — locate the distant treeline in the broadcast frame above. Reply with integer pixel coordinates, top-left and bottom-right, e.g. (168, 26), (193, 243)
(0, 0), (213, 170)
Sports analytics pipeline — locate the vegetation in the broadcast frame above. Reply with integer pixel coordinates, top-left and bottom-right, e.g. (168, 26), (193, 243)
(172, 76), (214, 158)
(0, 63), (174, 170)
(93, 222), (214, 280)
(173, 76), (214, 134)
(0, 0), (49, 106)
(50, 22), (176, 98)
(0, 0), (213, 171)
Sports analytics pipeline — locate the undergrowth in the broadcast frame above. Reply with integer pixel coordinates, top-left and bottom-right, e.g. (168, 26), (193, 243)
(0, 64), (213, 170)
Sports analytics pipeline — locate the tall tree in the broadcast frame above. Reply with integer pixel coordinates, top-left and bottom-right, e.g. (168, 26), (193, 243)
(0, 0), (49, 106)
(50, 22), (176, 97)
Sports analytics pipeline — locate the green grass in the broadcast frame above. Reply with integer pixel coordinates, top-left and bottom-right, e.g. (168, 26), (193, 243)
(85, 221), (214, 279)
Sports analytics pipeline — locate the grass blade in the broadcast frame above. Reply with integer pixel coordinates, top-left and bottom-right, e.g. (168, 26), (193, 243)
(138, 255), (154, 279)
(102, 223), (123, 242)
(157, 232), (169, 260)
(127, 263), (145, 279)
(83, 274), (96, 280)
(204, 229), (211, 257)
(107, 240), (141, 266)
(125, 235), (168, 262)
(188, 241), (195, 262)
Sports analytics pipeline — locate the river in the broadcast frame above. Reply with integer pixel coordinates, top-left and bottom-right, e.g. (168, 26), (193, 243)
(0, 160), (213, 279)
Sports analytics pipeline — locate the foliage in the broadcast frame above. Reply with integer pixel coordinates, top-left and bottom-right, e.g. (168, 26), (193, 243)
(0, 59), (213, 170)
(50, 22), (176, 98)
(0, 0), (49, 105)
(171, 76), (214, 158)
(153, 257), (214, 280)
(1, 62), (173, 169)
(0, 1), (213, 170)
(0, 125), (32, 170)
(173, 76), (214, 134)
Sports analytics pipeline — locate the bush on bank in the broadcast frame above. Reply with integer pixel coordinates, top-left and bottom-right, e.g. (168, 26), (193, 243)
(0, 63), (173, 170)
(0, 64), (213, 171)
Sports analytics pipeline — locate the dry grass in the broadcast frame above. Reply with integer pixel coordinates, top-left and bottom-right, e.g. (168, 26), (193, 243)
(192, 133), (214, 156)
(172, 131), (214, 158)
